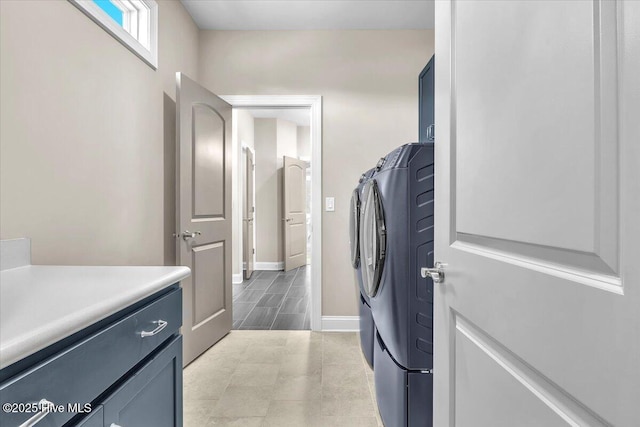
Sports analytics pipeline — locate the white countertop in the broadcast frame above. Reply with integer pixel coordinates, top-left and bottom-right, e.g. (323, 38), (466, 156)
(0, 265), (190, 369)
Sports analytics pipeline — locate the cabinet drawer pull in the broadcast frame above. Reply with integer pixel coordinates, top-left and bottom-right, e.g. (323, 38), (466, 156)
(18, 399), (55, 427)
(140, 320), (168, 337)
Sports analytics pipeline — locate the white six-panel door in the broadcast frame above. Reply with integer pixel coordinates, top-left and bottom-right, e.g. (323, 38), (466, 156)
(434, 1), (639, 426)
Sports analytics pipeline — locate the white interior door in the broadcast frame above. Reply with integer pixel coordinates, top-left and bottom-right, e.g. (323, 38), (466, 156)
(283, 156), (307, 271)
(434, 1), (640, 426)
(176, 73), (232, 366)
(243, 149), (255, 279)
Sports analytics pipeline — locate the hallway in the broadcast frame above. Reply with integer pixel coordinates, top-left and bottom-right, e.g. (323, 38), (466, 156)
(233, 266), (311, 330)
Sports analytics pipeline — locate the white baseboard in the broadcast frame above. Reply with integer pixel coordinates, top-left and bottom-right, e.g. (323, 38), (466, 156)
(232, 273), (243, 284)
(321, 316), (359, 332)
(255, 262), (284, 271)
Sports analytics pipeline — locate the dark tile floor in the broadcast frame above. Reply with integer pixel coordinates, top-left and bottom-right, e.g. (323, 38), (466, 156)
(232, 265), (311, 330)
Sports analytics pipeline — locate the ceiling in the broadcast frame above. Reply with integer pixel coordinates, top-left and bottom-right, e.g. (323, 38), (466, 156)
(181, 1), (434, 30)
(245, 108), (311, 126)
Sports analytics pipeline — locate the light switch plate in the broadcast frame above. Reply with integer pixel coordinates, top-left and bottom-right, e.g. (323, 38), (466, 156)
(325, 197), (335, 212)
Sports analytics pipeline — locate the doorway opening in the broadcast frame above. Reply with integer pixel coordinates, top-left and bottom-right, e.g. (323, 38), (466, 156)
(223, 96), (322, 331)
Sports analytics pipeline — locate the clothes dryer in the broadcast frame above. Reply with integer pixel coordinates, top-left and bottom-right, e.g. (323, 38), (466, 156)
(360, 143), (435, 426)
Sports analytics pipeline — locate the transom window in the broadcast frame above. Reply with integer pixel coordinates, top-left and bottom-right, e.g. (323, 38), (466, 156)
(70, 0), (158, 69)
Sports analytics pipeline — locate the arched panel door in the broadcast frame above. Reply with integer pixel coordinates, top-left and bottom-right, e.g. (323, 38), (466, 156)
(360, 180), (386, 298)
(176, 73), (232, 366)
(283, 156), (307, 271)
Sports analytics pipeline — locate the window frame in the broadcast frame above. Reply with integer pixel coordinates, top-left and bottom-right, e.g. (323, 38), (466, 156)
(69, 0), (158, 69)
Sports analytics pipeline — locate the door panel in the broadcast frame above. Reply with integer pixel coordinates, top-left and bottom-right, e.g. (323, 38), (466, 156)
(454, 327), (568, 427)
(283, 156), (307, 271)
(434, 1), (639, 426)
(193, 105), (225, 217)
(176, 73), (232, 366)
(454, 0), (615, 265)
(192, 242), (225, 325)
(244, 149), (255, 279)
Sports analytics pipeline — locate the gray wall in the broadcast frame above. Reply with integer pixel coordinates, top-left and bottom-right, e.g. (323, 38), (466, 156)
(198, 30), (434, 316)
(0, 0), (199, 266)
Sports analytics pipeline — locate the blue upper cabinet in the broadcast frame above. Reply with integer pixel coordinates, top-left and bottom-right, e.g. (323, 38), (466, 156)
(419, 55), (435, 143)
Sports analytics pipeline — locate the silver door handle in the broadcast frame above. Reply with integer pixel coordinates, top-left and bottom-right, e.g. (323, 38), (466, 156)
(140, 320), (168, 337)
(182, 230), (201, 240)
(282, 218), (292, 222)
(421, 262), (447, 283)
(18, 399), (55, 427)
(243, 218), (254, 222)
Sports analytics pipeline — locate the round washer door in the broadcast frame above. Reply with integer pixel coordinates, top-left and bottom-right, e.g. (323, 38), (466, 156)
(349, 188), (361, 268)
(360, 179), (386, 298)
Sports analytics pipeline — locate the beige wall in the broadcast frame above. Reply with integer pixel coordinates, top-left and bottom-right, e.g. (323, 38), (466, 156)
(253, 118), (301, 265)
(0, 0), (199, 266)
(253, 119), (279, 263)
(276, 119), (299, 263)
(276, 119), (298, 164)
(297, 126), (311, 161)
(199, 30), (434, 316)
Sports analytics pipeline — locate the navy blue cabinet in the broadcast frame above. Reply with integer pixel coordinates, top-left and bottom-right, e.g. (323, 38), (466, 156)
(0, 286), (183, 427)
(103, 336), (183, 427)
(76, 406), (104, 427)
(419, 56), (435, 143)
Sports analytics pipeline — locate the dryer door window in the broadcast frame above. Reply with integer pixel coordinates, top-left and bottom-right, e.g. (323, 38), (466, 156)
(360, 179), (386, 297)
(350, 188), (361, 268)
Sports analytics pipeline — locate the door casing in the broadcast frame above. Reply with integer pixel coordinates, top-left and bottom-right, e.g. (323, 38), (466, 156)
(224, 95), (323, 331)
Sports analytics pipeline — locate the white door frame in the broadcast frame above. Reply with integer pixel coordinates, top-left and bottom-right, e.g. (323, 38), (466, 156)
(223, 95), (323, 331)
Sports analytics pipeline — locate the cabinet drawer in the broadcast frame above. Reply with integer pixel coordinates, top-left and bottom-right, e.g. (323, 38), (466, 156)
(103, 336), (182, 427)
(0, 287), (181, 426)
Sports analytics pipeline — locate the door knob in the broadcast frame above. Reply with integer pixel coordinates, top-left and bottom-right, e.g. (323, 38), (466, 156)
(282, 218), (292, 222)
(421, 262), (447, 283)
(182, 230), (201, 240)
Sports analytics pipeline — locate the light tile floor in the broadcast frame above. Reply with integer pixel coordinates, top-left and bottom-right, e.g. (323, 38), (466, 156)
(183, 330), (382, 426)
